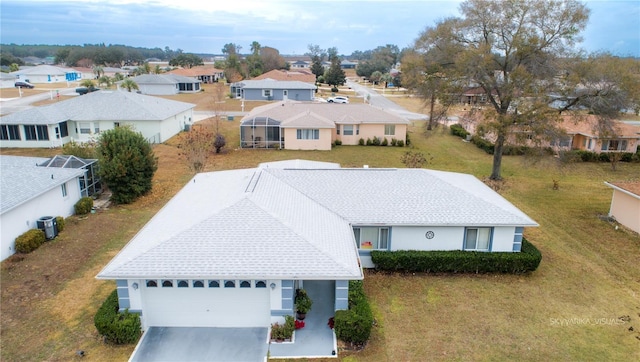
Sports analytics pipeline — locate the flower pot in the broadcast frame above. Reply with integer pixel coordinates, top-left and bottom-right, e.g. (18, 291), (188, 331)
(296, 312), (307, 320)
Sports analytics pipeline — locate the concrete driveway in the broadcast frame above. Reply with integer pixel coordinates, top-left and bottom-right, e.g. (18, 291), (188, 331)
(129, 327), (269, 362)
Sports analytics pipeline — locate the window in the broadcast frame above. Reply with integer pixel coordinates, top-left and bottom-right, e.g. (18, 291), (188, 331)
(177, 280), (189, 288)
(224, 280), (235, 288)
(513, 227), (524, 252)
(262, 89), (272, 98)
(353, 227), (389, 250)
(240, 280), (251, 288)
(24, 125), (37, 140)
(384, 124), (395, 136)
(59, 122), (69, 138)
(343, 125), (354, 136)
(296, 129), (319, 140)
(61, 183), (67, 197)
(464, 227), (492, 251)
(193, 280), (204, 288)
(601, 139), (627, 151)
(36, 125), (49, 140)
(1, 125), (20, 140)
(208, 280), (220, 288)
(94, 124), (100, 134)
(146, 280), (157, 287)
(356, 125), (360, 135)
(336, 125), (340, 135)
(79, 122), (91, 134)
(162, 280), (173, 287)
(256, 280), (267, 288)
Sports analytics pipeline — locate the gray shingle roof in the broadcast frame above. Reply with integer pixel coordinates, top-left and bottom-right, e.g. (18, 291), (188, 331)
(0, 90), (195, 125)
(126, 74), (201, 85)
(97, 160), (537, 281)
(1, 155), (85, 214)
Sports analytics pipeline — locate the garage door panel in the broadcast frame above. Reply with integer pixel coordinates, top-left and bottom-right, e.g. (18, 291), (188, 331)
(143, 287), (270, 328)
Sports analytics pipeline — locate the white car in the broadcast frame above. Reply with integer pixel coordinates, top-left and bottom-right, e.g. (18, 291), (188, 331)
(327, 96), (349, 104)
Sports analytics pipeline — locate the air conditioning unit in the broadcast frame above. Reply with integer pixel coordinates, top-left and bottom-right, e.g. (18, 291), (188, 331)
(37, 216), (58, 240)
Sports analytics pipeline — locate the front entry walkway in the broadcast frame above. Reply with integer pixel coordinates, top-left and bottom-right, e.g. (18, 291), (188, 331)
(269, 280), (338, 358)
(129, 327), (269, 362)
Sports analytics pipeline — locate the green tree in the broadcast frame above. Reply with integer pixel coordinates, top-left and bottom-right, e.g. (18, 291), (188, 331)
(324, 47), (346, 88)
(414, 0), (591, 180)
(246, 41), (263, 77)
(120, 79), (139, 92)
(80, 79), (97, 89)
(306, 44), (326, 81)
(97, 76), (112, 88)
(93, 65), (104, 79)
(169, 54), (203, 69)
(96, 126), (158, 204)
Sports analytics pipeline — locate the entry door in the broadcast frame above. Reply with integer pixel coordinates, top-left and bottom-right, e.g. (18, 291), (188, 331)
(283, 90), (288, 100)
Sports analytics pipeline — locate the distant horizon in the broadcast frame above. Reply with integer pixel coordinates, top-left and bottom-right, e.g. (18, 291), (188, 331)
(1, 0), (638, 58)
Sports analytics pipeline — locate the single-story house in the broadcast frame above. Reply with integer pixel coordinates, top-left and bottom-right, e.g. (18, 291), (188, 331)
(340, 60), (357, 69)
(0, 155), (85, 261)
(0, 72), (17, 89)
(167, 66), (225, 84)
(252, 69), (316, 84)
(72, 66), (130, 81)
(604, 181), (640, 234)
(10, 65), (82, 84)
(553, 115), (640, 153)
(118, 74), (202, 95)
(287, 59), (311, 69)
(239, 101), (410, 150)
(96, 159), (537, 335)
(0, 90), (195, 148)
(230, 80), (316, 101)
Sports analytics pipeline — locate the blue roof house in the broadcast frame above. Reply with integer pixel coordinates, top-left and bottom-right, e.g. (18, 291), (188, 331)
(230, 79), (316, 101)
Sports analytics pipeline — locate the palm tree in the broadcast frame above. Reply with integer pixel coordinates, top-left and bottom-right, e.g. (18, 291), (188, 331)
(80, 79), (96, 89)
(92, 65), (104, 79)
(98, 76), (112, 88)
(120, 79), (139, 92)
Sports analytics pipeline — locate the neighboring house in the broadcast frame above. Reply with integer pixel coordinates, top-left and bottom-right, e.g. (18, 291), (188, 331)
(340, 60), (357, 69)
(96, 159), (537, 334)
(167, 66), (225, 84)
(10, 65), (81, 84)
(0, 155), (85, 261)
(118, 74), (202, 95)
(239, 101), (410, 150)
(605, 181), (640, 234)
(0, 90), (195, 148)
(553, 115), (640, 153)
(230, 80), (316, 101)
(72, 66), (130, 81)
(252, 69), (316, 84)
(0, 72), (17, 89)
(287, 59), (311, 69)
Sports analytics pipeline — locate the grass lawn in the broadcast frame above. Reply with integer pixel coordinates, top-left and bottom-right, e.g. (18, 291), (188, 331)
(1, 90), (639, 361)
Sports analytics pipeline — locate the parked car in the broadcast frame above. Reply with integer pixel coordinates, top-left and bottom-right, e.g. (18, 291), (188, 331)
(14, 81), (34, 89)
(76, 87), (100, 95)
(327, 96), (349, 104)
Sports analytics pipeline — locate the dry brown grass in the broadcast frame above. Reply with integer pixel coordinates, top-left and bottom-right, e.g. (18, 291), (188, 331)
(1, 86), (639, 361)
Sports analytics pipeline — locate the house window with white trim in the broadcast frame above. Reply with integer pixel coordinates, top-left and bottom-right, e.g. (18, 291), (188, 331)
(262, 89), (272, 98)
(464, 227), (492, 251)
(0, 125), (21, 140)
(296, 129), (319, 140)
(61, 183), (68, 197)
(24, 125), (49, 141)
(353, 227), (389, 250)
(240, 280), (251, 288)
(177, 280), (189, 288)
(601, 139), (627, 151)
(79, 122), (91, 134)
(384, 124), (395, 136)
(336, 125), (340, 135)
(256, 280), (267, 288)
(343, 125), (354, 136)
(208, 280), (220, 288)
(162, 280), (173, 287)
(193, 280), (204, 288)
(146, 280), (157, 287)
(224, 280), (235, 288)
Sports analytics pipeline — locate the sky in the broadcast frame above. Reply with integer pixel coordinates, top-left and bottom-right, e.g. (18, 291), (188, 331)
(1, 0), (639, 57)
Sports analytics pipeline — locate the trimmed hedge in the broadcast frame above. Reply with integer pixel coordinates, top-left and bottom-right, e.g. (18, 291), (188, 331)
(74, 197), (93, 215)
(334, 280), (373, 346)
(568, 150), (638, 163)
(94, 289), (141, 344)
(15, 229), (46, 254)
(371, 238), (542, 274)
(55, 216), (65, 232)
(450, 123), (470, 139)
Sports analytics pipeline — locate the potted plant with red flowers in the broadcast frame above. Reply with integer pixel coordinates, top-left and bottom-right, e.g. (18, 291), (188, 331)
(295, 288), (313, 320)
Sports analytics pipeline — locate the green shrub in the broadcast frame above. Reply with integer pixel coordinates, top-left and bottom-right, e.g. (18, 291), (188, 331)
(390, 138), (398, 146)
(331, 86), (339, 92)
(74, 197), (94, 215)
(405, 133), (411, 146)
(94, 289), (142, 344)
(366, 138), (373, 146)
(381, 138), (389, 146)
(396, 140), (405, 147)
(372, 136), (381, 146)
(335, 139), (342, 146)
(358, 138), (365, 146)
(15, 229), (46, 254)
(334, 280), (373, 346)
(598, 152), (610, 162)
(371, 238), (542, 274)
(270, 315), (295, 340)
(502, 145), (528, 155)
(470, 135), (495, 154)
(55, 216), (65, 232)
(450, 123), (470, 138)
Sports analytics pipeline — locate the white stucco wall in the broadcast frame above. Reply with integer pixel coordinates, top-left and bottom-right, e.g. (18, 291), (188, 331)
(391, 226), (466, 251)
(135, 84), (179, 95)
(0, 178), (82, 261)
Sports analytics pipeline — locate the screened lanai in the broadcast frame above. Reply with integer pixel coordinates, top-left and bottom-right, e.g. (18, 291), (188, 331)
(39, 155), (102, 197)
(240, 116), (282, 148)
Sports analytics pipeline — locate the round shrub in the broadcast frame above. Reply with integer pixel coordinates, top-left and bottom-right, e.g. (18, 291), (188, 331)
(396, 140), (405, 147)
(15, 229), (46, 254)
(94, 289), (142, 344)
(75, 197), (94, 215)
(55, 216), (65, 232)
(358, 138), (365, 146)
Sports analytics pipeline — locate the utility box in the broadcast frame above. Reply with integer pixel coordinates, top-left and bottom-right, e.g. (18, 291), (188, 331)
(37, 216), (58, 240)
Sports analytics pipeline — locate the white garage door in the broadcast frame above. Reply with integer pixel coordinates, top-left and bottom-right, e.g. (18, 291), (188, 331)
(142, 280), (271, 328)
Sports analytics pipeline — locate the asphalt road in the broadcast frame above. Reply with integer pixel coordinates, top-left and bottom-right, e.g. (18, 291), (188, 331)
(346, 79), (429, 120)
(1, 87), (77, 115)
